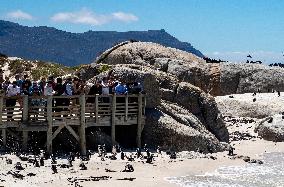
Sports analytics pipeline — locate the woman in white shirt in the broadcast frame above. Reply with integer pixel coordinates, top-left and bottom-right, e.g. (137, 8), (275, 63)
(101, 77), (109, 103)
(44, 81), (54, 96)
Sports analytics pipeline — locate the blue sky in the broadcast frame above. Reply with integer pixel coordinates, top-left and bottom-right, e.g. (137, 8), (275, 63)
(1, 0), (284, 63)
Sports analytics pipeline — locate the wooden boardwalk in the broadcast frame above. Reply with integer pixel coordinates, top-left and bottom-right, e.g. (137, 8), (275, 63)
(0, 94), (146, 155)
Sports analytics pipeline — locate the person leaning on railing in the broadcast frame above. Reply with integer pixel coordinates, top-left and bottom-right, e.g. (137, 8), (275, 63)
(115, 81), (128, 103)
(6, 81), (20, 121)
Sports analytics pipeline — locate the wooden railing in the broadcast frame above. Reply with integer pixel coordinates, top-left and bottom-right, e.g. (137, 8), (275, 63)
(0, 94), (146, 126)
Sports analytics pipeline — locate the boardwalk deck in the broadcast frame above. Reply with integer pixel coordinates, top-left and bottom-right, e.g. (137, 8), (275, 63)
(0, 94), (146, 155)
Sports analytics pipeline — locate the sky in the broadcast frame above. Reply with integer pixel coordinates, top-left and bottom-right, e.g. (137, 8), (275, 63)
(0, 0), (284, 64)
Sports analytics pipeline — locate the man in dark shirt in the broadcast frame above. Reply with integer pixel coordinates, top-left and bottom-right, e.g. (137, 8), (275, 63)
(86, 81), (102, 103)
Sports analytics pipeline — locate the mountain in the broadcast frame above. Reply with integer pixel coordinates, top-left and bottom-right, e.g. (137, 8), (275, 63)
(0, 20), (204, 66)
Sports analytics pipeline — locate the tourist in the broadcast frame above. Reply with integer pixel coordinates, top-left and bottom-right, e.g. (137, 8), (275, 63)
(115, 81), (128, 103)
(48, 75), (56, 89)
(54, 78), (66, 113)
(15, 75), (23, 108)
(114, 81), (128, 95)
(22, 76), (32, 95)
(38, 77), (46, 94)
(29, 81), (43, 120)
(71, 77), (80, 105)
(108, 77), (115, 94)
(22, 75), (32, 90)
(101, 77), (110, 103)
(64, 77), (73, 96)
(21, 81), (30, 95)
(72, 77), (80, 95)
(29, 81), (42, 96)
(44, 81), (54, 96)
(15, 75), (23, 89)
(86, 80), (102, 103)
(2, 76), (11, 92)
(6, 81), (20, 121)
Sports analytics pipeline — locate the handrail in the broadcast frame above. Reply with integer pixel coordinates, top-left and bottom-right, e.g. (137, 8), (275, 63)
(0, 94), (145, 99)
(0, 94), (146, 125)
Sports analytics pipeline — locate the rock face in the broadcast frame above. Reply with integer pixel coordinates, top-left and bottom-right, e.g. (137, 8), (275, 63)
(220, 63), (284, 95)
(144, 102), (227, 153)
(255, 114), (284, 141)
(88, 42), (230, 152)
(96, 43), (284, 96)
(95, 42), (222, 96)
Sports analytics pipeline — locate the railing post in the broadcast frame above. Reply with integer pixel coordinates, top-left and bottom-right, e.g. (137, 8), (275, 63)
(0, 96), (6, 149)
(95, 95), (99, 125)
(125, 94), (128, 121)
(22, 95), (29, 152)
(22, 95), (29, 122)
(136, 93), (143, 148)
(79, 94), (86, 156)
(111, 94), (116, 145)
(143, 95), (146, 115)
(46, 96), (53, 155)
(0, 96), (3, 124)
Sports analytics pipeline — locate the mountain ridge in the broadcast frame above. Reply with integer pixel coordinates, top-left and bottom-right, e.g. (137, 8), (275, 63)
(0, 20), (203, 66)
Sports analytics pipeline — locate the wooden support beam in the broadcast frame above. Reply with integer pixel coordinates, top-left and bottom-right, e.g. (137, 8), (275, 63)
(46, 96), (53, 155)
(143, 95), (146, 115)
(65, 125), (79, 142)
(0, 96), (3, 125)
(22, 131), (28, 151)
(111, 94), (116, 145)
(95, 95), (99, 125)
(79, 94), (86, 156)
(52, 124), (65, 140)
(125, 95), (128, 121)
(136, 93), (143, 148)
(0, 97), (5, 149)
(2, 129), (6, 148)
(22, 95), (29, 122)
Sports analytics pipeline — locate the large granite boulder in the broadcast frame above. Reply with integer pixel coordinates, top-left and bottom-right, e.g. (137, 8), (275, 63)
(255, 114), (284, 141)
(143, 101), (228, 152)
(94, 42), (221, 96)
(85, 42), (230, 152)
(175, 82), (229, 142)
(94, 42), (284, 96)
(220, 63), (284, 95)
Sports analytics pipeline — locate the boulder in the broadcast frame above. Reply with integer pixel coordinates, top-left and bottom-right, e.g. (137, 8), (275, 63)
(86, 42), (230, 152)
(255, 114), (284, 141)
(220, 63), (284, 95)
(143, 102), (228, 153)
(175, 82), (229, 142)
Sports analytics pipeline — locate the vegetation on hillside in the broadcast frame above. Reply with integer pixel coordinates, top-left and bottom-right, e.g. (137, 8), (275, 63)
(4, 58), (75, 80)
